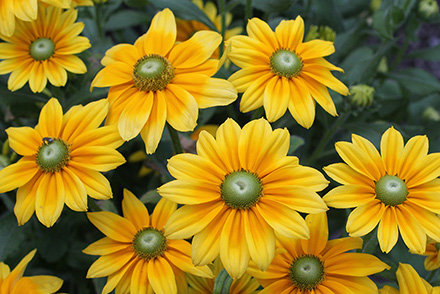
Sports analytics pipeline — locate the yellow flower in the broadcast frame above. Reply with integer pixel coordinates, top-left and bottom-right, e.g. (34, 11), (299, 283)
(71, 0), (94, 6)
(379, 263), (440, 294)
(176, 0), (243, 58)
(323, 127), (440, 254)
(91, 8), (237, 154)
(0, 4), (90, 93)
(0, 249), (63, 293)
(228, 16), (349, 128)
(158, 118), (329, 279)
(420, 241), (440, 271)
(0, 0), (71, 37)
(188, 256), (260, 294)
(0, 98), (125, 227)
(84, 189), (213, 294)
(248, 212), (389, 293)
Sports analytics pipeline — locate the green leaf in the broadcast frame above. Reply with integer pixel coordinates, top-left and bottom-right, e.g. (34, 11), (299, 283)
(239, 0), (296, 13)
(104, 10), (148, 31)
(407, 44), (440, 61)
(313, 0), (344, 31)
(149, 0), (217, 31)
(386, 68), (440, 96)
(372, 6), (404, 39)
(0, 213), (31, 261)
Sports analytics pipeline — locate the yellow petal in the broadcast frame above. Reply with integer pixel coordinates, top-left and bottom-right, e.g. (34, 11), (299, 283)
(130, 259), (149, 294)
(297, 39), (334, 59)
(43, 60), (67, 87)
(380, 126), (404, 175)
(346, 201), (385, 237)
(140, 90), (167, 154)
(404, 202), (440, 242)
(4, 249), (36, 291)
(147, 257), (177, 294)
(377, 206), (398, 253)
(302, 66), (349, 95)
(323, 185), (375, 208)
(35, 172), (65, 228)
(327, 276), (380, 294)
(122, 189), (150, 231)
(214, 118), (241, 172)
(28, 62), (47, 93)
(91, 62), (133, 90)
(87, 211), (137, 243)
(323, 163), (373, 187)
(101, 44), (140, 67)
(164, 85), (198, 132)
(352, 133), (385, 177)
(64, 165), (112, 200)
(158, 179), (219, 205)
(300, 75), (337, 116)
(325, 253), (389, 276)
(101, 259), (137, 294)
(86, 248), (135, 278)
(83, 237), (130, 256)
(70, 146), (126, 172)
(151, 197), (177, 230)
(275, 17), (304, 50)
(0, 157), (39, 193)
(52, 55), (87, 74)
(247, 18), (278, 52)
(238, 72), (273, 112)
(227, 65), (269, 92)
(38, 98), (63, 138)
(288, 78), (316, 129)
(61, 167), (87, 211)
(7, 60), (33, 92)
(407, 179), (440, 214)
(407, 153), (440, 188)
(396, 205), (426, 254)
(322, 237), (363, 259)
(263, 76), (290, 122)
(15, 172), (43, 226)
(72, 126), (123, 150)
(26, 276), (63, 293)
(196, 130), (230, 174)
(301, 212), (328, 255)
(396, 263), (430, 294)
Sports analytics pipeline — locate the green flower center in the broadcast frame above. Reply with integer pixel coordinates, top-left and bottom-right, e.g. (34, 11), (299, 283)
(289, 255), (325, 291)
(220, 170), (263, 209)
(29, 38), (55, 61)
(133, 54), (174, 92)
(132, 227), (167, 260)
(375, 175), (408, 206)
(270, 49), (303, 78)
(35, 137), (70, 173)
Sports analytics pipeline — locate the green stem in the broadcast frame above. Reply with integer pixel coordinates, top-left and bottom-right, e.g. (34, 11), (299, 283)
(95, 4), (104, 39)
(87, 197), (102, 212)
(390, 37), (409, 72)
(167, 123), (183, 154)
(307, 111), (351, 165)
(217, 0), (226, 57)
(245, 0), (253, 21)
(213, 269), (234, 294)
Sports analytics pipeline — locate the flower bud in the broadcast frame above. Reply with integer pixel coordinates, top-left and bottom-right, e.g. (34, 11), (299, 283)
(370, 0), (382, 12)
(349, 84), (375, 107)
(422, 106), (440, 121)
(305, 25), (336, 42)
(418, 0), (439, 19)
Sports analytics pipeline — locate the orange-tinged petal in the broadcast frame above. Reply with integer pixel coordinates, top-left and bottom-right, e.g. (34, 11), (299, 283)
(2, 249), (36, 292)
(214, 118), (241, 172)
(227, 65), (269, 92)
(300, 75), (337, 117)
(140, 90), (167, 154)
(407, 153), (440, 188)
(322, 237), (363, 259)
(325, 253), (389, 276)
(38, 98), (63, 138)
(164, 85), (198, 132)
(6, 127), (42, 156)
(398, 135), (428, 181)
(288, 78), (315, 129)
(259, 279), (293, 294)
(404, 202), (440, 242)
(323, 185), (375, 208)
(28, 62), (48, 93)
(86, 248), (135, 278)
(158, 179), (220, 205)
(101, 258), (137, 294)
(130, 259), (149, 294)
(83, 237), (130, 256)
(301, 212), (328, 255)
(87, 211), (137, 243)
(238, 72), (273, 112)
(302, 66), (349, 95)
(229, 35), (272, 63)
(65, 165), (112, 200)
(61, 167), (87, 212)
(243, 208), (275, 271)
(320, 279), (353, 294)
(15, 171), (43, 225)
(43, 60), (67, 87)
(70, 146), (126, 172)
(122, 189), (150, 231)
(275, 17), (304, 50)
(396, 263), (430, 294)
(169, 31), (221, 69)
(263, 76), (289, 122)
(220, 209), (250, 279)
(380, 126), (404, 176)
(323, 163), (373, 187)
(395, 205), (426, 254)
(147, 257), (177, 294)
(22, 276), (63, 293)
(134, 8), (176, 56)
(91, 62), (133, 90)
(352, 133), (385, 177)
(346, 201), (385, 237)
(173, 59), (217, 76)
(196, 130), (230, 173)
(101, 44), (140, 67)
(407, 179), (440, 214)
(72, 126), (123, 150)
(35, 172), (65, 228)
(247, 18), (278, 52)
(164, 201), (224, 239)
(328, 276), (379, 294)
(52, 54), (87, 74)
(151, 197), (177, 231)
(257, 198), (309, 239)
(297, 39), (334, 59)
(7, 60), (33, 92)
(0, 157), (38, 193)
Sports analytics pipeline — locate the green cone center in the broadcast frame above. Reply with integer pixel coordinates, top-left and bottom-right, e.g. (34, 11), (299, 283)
(375, 175), (408, 206)
(132, 227), (167, 260)
(133, 54), (174, 92)
(220, 170), (263, 209)
(29, 38), (55, 61)
(36, 138), (70, 173)
(270, 49), (303, 78)
(289, 255), (325, 290)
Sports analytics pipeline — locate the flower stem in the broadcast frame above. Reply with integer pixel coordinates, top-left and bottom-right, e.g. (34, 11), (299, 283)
(167, 123), (183, 154)
(246, 0), (253, 21)
(217, 0), (226, 57)
(213, 268), (234, 294)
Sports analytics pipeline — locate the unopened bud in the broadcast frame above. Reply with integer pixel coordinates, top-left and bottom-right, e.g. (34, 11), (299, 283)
(418, 0), (439, 19)
(305, 25), (336, 42)
(349, 84), (375, 107)
(422, 106), (440, 121)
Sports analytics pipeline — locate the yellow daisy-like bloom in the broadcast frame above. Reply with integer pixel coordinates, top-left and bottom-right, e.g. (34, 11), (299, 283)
(84, 189), (213, 294)
(91, 8), (237, 154)
(187, 256), (260, 294)
(0, 0), (70, 37)
(176, 0), (242, 58)
(323, 127), (440, 254)
(158, 118), (329, 279)
(0, 4), (90, 93)
(420, 241), (440, 271)
(379, 263), (440, 294)
(228, 16), (349, 128)
(0, 249), (63, 294)
(248, 212), (390, 294)
(0, 98), (125, 227)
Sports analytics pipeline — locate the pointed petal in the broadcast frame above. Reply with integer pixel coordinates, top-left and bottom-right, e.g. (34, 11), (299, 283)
(396, 263), (430, 294)
(62, 167), (87, 211)
(297, 40), (334, 59)
(301, 212), (328, 255)
(83, 237), (130, 256)
(396, 205), (426, 254)
(151, 197), (177, 230)
(122, 189), (150, 231)
(15, 171), (43, 225)
(238, 72), (273, 112)
(86, 248), (135, 278)
(323, 185), (375, 208)
(247, 18), (278, 52)
(288, 78), (315, 129)
(64, 165), (112, 200)
(399, 135), (429, 182)
(87, 211), (137, 243)
(227, 66), (269, 92)
(6, 127), (42, 156)
(352, 133), (385, 177)
(263, 77), (290, 122)
(322, 237), (363, 259)
(158, 179), (220, 205)
(147, 257), (177, 294)
(35, 172), (65, 227)
(140, 91), (167, 154)
(346, 201), (385, 237)
(275, 17), (304, 50)
(101, 44), (140, 67)
(325, 253), (389, 276)
(0, 157), (39, 193)
(404, 202), (440, 242)
(380, 126), (404, 176)
(130, 259), (149, 294)
(323, 163), (373, 187)
(164, 85), (198, 132)
(38, 98), (63, 138)
(91, 62), (133, 90)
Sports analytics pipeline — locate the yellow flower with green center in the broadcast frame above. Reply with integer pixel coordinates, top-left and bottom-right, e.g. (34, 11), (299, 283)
(187, 256), (260, 293)
(379, 263), (440, 294)
(158, 118), (329, 279)
(84, 189), (213, 294)
(0, 98), (125, 227)
(248, 212), (390, 293)
(419, 240), (440, 271)
(0, 4), (90, 93)
(323, 126), (440, 254)
(228, 16), (349, 128)
(0, 249), (63, 294)
(91, 8), (237, 154)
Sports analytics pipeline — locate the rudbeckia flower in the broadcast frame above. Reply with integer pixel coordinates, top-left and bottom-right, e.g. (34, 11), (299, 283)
(91, 8), (237, 154)
(158, 118), (329, 278)
(228, 16), (349, 128)
(248, 212), (389, 293)
(0, 0), (70, 37)
(0, 249), (63, 294)
(84, 189), (213, 294)
(0, 4), (90, 93)
(187, 256), (260, 294)
(379, 263), (440, 294)
(323, 127), (440, 254)
(0, 98), (125, 227)
(419, 240), (440, 271)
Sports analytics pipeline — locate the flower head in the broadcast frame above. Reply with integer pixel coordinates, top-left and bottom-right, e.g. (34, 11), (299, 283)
(0, 249), (63, 293)
(323, 127), (440, 254)
(91, 8), (237, 154)
(158, 118), (329, 279)
(84, 189), (213, 294)
(228, 16), (348, 128)
(248, 212), (389, 294)
(0, 4), (90, 92)
(419, 241), (440, 271)
(0, 98), (125, 227)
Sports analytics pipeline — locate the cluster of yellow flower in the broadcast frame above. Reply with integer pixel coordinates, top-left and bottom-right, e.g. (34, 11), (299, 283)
(0, 1), (439, 294)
